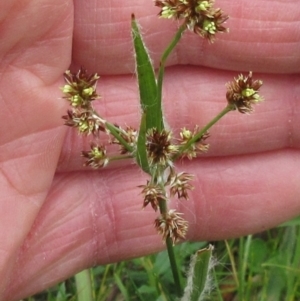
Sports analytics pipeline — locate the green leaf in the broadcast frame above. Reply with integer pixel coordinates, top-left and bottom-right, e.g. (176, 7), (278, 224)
(137, 285), (156, 294)
(74, 269), (94, 301)
(181, 244), (214, 301)
(248, 238), (268, 272)
(131, 14), (163, 131)
(278, 215), (300, 227)
(136, 112), (150, 173)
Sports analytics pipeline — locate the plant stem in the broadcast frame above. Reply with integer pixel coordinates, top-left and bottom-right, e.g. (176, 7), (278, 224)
(158, 181), (183, 297)
(225, 240), (239, 287)
(157, 24), (186, 130)
(174, 103), (235, 160)
(93, 112), (134, 153)
(105, 122), (134, 153)
(166, 236), (183, 297)
(109, 154), (133, 162)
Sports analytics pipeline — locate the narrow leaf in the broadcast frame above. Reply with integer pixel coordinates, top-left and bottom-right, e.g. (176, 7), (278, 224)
(136, 112), (150, 173)
(114, 273), (130, 301)
(181, 244), (214, 301)
(131, 14), (163, 131)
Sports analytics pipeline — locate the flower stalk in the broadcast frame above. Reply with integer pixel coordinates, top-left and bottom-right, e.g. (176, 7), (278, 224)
(157, 179), (183, 295)
(174, 103), (235, 160)
(157, 24), (186, 111)
(166, 236), (183, 296)
(105, 122), (134, 153)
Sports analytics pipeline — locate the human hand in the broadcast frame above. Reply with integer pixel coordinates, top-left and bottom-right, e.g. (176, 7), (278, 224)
(1, 0), (300, 299)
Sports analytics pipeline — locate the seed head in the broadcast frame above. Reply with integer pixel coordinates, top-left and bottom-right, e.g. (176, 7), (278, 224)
(154, 209), (189, 245)
(179, 126), (209, 159)
(146, 128), (178, 167)
(155, 0), (228, 42)
(139, 181), (167, 211)
(62, 68), (100, 108)
(81, 143), (109, 168)
(193, 8), (228, 42)
(62, 109), (104, 135)
(226, 72), (263, 114)
(168, 171), (194, 200)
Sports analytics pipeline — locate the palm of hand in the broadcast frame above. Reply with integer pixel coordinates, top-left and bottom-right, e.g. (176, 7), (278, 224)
(0, 1), (300, 300)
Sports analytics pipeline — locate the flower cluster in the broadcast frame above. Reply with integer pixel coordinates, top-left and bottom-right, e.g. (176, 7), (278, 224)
(226, 72), (264, 114)
(140, 169), (193, 243)
(62, 109), (105, 135)
(62, 68), (100, 108)
(179, 126), (209, 159)
(168, 171), (194, 200)
(82, 143), (109, 169)
(155, 210), (189, 245)
(146, 128), (178, 166)
(62, 68), (104, 135)
(155, 0), (228, 42)
(140, 182), (167, 211)
(61, 69), (137, 169)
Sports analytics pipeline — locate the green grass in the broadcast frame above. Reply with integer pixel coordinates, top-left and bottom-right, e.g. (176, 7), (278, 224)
(25, 217), (300, 301)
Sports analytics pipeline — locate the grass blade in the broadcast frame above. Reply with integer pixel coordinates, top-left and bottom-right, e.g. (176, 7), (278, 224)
(114, 273), (130, 301)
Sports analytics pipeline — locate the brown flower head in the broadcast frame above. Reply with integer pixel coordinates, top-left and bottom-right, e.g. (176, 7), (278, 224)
(81, 143), (109, 169)
(179, 126), (209, 159)
(193, 8), (228, 42)
(139, 181), (167, 211)
(226, 72), (263, 114)
(146, 128), (178, 166)
(62, 68), (100, 108)
(168, 171), (194, 200)
(154, 209), (189, 244)
(62, 109), (105, 135)
(155, 0), (228, 42)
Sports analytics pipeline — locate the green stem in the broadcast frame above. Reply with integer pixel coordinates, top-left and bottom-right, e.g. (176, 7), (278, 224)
(174, 103), (235, 160)
(105, 122), (134, 153)
(158, 184), (182, 297)
(225, 240), (239, 287)
(93, 111), (134, 153)
(158, 197), (168, 214)
(109, 154), (133, 161)
(166, 236), (182, 297)
(157, 24), (186, 130)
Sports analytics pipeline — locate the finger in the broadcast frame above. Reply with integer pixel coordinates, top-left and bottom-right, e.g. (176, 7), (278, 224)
(5, 149), (300, 299)
(0, 0), (73, 144)
(58, 68), (300, 171)
(0, 0), (73, 295)
(0, 0), (73, 84)
(71, 0), (300, 74)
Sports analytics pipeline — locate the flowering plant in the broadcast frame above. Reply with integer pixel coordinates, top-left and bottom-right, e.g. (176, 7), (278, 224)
(61, 0), (263, 298)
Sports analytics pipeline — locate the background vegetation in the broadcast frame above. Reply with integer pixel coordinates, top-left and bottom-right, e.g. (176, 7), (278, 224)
(24, 216), (300, 301)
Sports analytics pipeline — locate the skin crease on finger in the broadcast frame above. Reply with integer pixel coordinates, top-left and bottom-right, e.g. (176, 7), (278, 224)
(1, 0), (300, 300)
